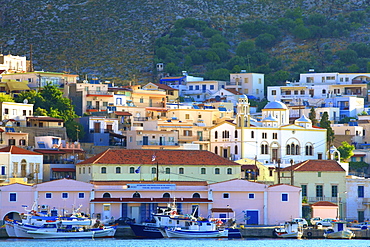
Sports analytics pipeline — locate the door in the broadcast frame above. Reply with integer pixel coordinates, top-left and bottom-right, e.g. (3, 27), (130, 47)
(358, 211), (365, 222)
(131, 206), (140, 223)
(102, 204), (111, 222)
(202, 85), (206, 92)
(95, 101), (100, 110)
(143, 136), (149, 145)
(246, 210), (258, 225)
(197, 131), (203, 141)
(94, 122), (101, 133)
(159, 136), (165, 145)
(272, 149), (278, 162)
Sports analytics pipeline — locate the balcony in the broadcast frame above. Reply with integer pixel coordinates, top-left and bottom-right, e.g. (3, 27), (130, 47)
(133, 117), (148, 121)
(86, 90), (113, 96)
(307, 197), (342, 203)
(89, 129), (112, 134)
(137, 141), (178, 146)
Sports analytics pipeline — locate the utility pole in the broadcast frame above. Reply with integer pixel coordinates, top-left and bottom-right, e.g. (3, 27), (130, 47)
(290, 159), (294, 186)
(156, 161), (159, 181)
(277, 159), (281, 184)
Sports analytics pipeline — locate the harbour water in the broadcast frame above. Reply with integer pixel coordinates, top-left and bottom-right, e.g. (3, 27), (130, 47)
(0, 238), (369, 247)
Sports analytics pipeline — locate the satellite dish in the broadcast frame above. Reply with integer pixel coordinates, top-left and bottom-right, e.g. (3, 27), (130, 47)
(23, 99), (28, 104)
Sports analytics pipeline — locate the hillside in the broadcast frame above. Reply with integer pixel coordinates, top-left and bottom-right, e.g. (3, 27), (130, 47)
(1, 0), (369, 84)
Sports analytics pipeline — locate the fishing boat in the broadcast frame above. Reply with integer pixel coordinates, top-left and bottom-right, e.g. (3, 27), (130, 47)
(274, 221), (303, 238)
(4, 218), (16, 238)
(323, 221), (355, 239)
(164, 221), (229, 238)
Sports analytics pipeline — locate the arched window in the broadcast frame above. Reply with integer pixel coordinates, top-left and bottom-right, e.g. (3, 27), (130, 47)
(251, 131), (254, 138)
(192, 193), (201, 198)
(295, 145), (300, 155)
(222, 131), (225, 138)
(133, 192), (141, 198)
(101, 167), (107, 174)
(309, 146), (313, 155)
(165, 168), (170, 174)
(116, 167), (121, 173)
(179, 167), (184, 174)
(102, 192), (111, 198)
(163, 193), (170, 198)
(215, 131), (218, 139)
(227, 168), (232, 174)
(264, 145), (268, 154)
(215, 146), (218, 155)
(235, 145), (238, 155)
(291, 144), (295, 155)
(83, 167), (85, 174)
(88, 167), (91, 173)
(261, 145), (265, 154)
(235, 130), (238, 139)
(286, 145), (291, 155)
(129, 167), (135, 173)
(201, 168), (206, 174)
(21, 159), (27, 177)
(215, 168), (220, 174)
(305, 145), (309, 155)
(151, 167), (156, 174)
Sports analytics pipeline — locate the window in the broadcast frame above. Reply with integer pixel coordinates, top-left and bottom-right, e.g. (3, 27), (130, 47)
(215, 146), (218, 154)
(46, 193), (52, 199)
(192, 193), (200, 198)
(4, 108), (8, 114)
(272, 90), (276, 95)
(215, 131), (218, 139)
(215, 168), (220, 174)
(261, 144), (268, 154)
(223, 193), (229, 199)
(177, 167), (183, 174)
(282, 193), (288, 201)
(251, 131), (254, 138)
(331, 185), (338, 197)
(101, 167), (107, 174)
(103, 193), (111, 198)
(163, 193), (170, 198)
(133, 192), (141, 198)
(152, 167), (156, 174)
(234, 130), (238, 139)
(316, 185), (323, 197)
(139, 98), (144, 103)
(318, 172), (321, 177)
(1, 166), (5, 175)
(269, 169), (273, 176)
(210, 85), (214, 90)
(234, 145), (238, 155)
(183, 130), (192, 136)
(83, 167), (85, 174)
(23, 110), (27, 116)
(358, 186), (364, 198)
(227, 168), (232, 174)
(62, 193), (68, 199)
(262, 133), (267, 139)
(129, 167), (135, 174)
(273, 133), (277, 139)
(116, 167), (121, 173)
(195, 85), (199, 90)
(201, 168), (206, 174)
(165, 168), (170, 174)
(78, 193), (85, 199)
(10, 193), (16, 202)
(301, 185), (307, 197)
(248, 193), (255, 199)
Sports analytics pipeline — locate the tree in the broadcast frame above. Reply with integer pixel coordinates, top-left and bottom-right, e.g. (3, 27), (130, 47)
(236, 41), (255, 57)
(65, 120), (85, 142)
(337, 141), (355, 162)
(319, 112), (335, 149)
(308, 107), (318, 126)
(0, 93), (14, 102)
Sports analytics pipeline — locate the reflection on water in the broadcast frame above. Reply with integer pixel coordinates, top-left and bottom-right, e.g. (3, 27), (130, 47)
(0, 238), (369, 247)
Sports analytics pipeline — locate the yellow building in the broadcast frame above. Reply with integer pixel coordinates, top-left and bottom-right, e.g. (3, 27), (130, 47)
(76, 149), (241, 183)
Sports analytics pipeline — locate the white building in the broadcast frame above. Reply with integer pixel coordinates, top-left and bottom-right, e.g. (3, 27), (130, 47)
(0, 102), (34, 127)
(226, 72), (264, 100)
(346, 176), (370, 222)
(181, 80), (226, 102)
(0, 54), (27, 73)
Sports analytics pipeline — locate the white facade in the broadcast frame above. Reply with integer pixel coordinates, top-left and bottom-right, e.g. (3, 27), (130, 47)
(113, 94), (128, 106)
(0, 54), (27, 73)
(0, 102), (34, 126)
(346, 176), (370, 222)
(227, 72), (264, 100)
(182, 80), (226, 102)
(35, 136), (62, 149)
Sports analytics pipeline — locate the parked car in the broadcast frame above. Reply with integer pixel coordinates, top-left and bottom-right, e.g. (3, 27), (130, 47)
(292, 218), (308, 228)
(114, 217), (135, 225)
(352, 221), (370, 229)
(310, 217), (322, 225)
(315, 218), (336, 227)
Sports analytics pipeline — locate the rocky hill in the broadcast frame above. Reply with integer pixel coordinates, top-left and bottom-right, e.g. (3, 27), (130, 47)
(1, 0), (369, 84)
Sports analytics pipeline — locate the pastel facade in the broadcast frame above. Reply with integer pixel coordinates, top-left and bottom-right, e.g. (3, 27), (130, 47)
(346, 176), (370, 222)
(141, 82), (179, 104)
(227, 72), (264, 100)
(182, 80), (226, 102)
(0, 102), (34, 127)
(76, 149), (241, 183)
(0, 146), (43, 185)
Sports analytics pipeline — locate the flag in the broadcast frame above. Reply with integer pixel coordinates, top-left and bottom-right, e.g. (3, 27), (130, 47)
(152, 154), (156, 162)
(135, 166), (141, 174)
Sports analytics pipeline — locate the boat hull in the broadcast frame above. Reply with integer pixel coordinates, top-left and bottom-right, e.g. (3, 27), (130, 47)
(324, 230), (355, 239)
(165, 228), (228, 238)
(5, 221), (16, 237)
(129, 223), (163, 238)
(26, 227), (116, 239)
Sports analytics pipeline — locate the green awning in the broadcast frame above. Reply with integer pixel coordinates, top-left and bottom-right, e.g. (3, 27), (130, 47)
(6, 81), (30, 91)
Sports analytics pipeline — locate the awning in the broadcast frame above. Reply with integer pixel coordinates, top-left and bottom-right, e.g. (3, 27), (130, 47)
(51, 168), (75, 172)
(34, 149), (66, 154)
(6, 81), (30, 91)
(211, 208), (234, 213)
(115, 111), (132, 116)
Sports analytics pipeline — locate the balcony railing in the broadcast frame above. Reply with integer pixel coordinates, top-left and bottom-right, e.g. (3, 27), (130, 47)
(137, 141), (178, 146)
(133, 117), (148, 121)
(86, 90), (113, 95)
(307, 196), (342, 203)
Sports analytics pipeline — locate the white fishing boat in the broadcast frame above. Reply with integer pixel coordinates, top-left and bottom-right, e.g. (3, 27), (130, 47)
(323, 221), (355, 239)
(4, 218), (16, 238)
(162, 221), (229, 238)
(274, 221), (303, 238)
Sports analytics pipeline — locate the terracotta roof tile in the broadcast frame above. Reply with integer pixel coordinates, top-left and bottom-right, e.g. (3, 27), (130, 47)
(280, 160), (345, 172)
(0, 146), (42, 155)
(79, 149), (240, 166)
(311, 201), (338, 207)
(153, 83), (177, 91)
(224, 88), (242, 95)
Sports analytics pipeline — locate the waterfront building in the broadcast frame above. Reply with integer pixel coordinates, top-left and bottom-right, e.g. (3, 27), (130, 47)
(346, 176), (370, 222)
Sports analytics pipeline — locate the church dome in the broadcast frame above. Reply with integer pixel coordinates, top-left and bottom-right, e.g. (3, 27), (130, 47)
(262, 114), (278, 122)
(263, 101), (288, 110)
(295, 114), (311, 123)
